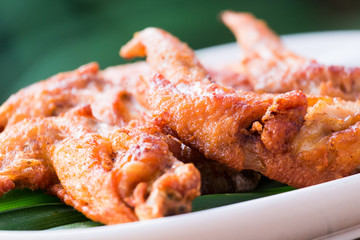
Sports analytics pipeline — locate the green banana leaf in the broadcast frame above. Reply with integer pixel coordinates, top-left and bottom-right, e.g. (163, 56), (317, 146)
(0, 177), (295, 230)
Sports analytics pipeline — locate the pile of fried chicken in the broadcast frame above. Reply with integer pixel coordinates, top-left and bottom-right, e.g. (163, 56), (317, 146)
(1, 11), (360, 225)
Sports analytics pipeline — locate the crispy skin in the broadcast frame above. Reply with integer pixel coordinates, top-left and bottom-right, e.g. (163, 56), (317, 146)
(0, 62), (149, 130)
(0, 58), (250, 130)
(207, 67), (253, 91)
(120, 28), (306, 181)
(101, 62), (154, 109)
(0, 58), (260, 196)
(0, 61), (201, 223)
(101, 61), (253, 105)
(121, 27), (360, 188)
(221, 11), (360, 100)
(0, 107), (200, 224)
(102, 62), (260, 194)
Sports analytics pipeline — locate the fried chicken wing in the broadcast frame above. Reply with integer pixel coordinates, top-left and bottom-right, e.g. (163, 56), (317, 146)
(120, 28), (306, 181)
(0, 62), (149, 130)
(102, 62), (260, 194)
(221, 11), (360, 100)
(121, 27), (360, 188)
(0, 57), (260, 196)
(0, 106), (200, 224)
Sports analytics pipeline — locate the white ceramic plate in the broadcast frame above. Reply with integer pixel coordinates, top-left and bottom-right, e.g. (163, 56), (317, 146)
(2, 31), (360, 240)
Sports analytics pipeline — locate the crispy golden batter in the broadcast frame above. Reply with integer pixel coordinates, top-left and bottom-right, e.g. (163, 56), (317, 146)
(0, 106), (200, 224)
(221, 11), (360, 100)
(121, 27), (360, 188)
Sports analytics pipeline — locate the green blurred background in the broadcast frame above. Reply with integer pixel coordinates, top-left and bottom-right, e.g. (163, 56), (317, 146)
(1, 0), (360, 103)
